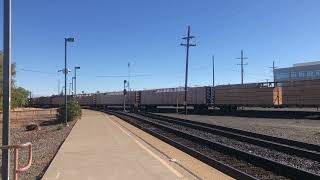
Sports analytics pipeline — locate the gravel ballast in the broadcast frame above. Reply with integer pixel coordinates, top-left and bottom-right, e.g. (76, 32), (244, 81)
(0, 120), (76, 179)
(157, 113), (320, 145)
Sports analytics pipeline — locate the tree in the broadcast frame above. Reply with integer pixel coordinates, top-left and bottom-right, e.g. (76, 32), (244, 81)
(12, 87), (29, 108)
(0, 51), (28, 110)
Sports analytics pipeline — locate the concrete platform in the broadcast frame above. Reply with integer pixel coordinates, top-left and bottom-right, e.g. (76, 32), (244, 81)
(42, 110), (192, 180)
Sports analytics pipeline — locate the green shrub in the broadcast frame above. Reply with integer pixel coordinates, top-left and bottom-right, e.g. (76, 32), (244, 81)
(57, 123), (64, 130)
(57, 100), (82, 122)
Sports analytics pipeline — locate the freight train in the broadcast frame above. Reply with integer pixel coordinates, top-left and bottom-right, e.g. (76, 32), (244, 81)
(29, 79), (320, 111)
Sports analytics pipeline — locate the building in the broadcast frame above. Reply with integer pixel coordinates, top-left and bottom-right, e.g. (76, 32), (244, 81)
(274, 61), (320, 82)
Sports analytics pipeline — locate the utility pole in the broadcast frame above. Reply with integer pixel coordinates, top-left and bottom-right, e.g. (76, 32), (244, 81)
(2, 0), (11, 179)
(58, 79), (61, 95)
(212, 55), (215, 105)
(236, 50), (248, 84)
(127, 62), (131, 110)
(269, 61), (277, 83)
(180, 26), (196, 115)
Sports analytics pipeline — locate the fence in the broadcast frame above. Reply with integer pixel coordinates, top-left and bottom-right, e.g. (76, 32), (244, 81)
(0, 108), (58, 128)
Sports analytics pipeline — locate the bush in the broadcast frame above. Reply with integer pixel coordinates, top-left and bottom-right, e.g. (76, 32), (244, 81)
(57, 100), (82, 122)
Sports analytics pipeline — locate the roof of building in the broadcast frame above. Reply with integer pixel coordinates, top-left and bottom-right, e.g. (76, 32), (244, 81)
(293, 61), (320, 67)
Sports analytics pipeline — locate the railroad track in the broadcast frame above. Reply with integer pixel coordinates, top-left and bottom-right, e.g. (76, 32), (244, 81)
(140, 112), (320, 161)
(104, 110), (320, 180)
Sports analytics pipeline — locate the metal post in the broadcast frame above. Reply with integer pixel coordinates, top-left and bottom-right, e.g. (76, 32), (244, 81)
(74, 66), (80, 98)
(180, 26), (196, 115)
(123, 80), (127, 111)
(128, 63), (130, 110)
(71, 77), (74, 96)
(241, 51), (243, 84)
(272, 61), (276, 83)
(269, 60), (277, 84)
(236, 50), (248, 84)
(69, 82), (72, 95)
(74, 68), (77, 96)
(184, 27), (190, 115)
(2, 0), (11, 179)
(212, 55), (215, 105)
(64, 38), (68, 125)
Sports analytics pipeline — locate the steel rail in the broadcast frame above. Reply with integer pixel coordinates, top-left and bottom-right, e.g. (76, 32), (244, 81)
(144, 112), (320, 152)
(138, 112), (320, 161)
(108, 110), (320, 180)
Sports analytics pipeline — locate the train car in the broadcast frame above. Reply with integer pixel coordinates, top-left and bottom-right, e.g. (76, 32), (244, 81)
(29, 96), (51, 106)
(96, 91), (137, 108)
(214, 82), (281, 110)
(77, 94), (95, 106)
(140, 86), (212, 110)
(279, 79), (320, 107)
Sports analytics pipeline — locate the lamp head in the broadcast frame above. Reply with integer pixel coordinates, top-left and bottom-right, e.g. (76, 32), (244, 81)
(65, 37), (75, 42)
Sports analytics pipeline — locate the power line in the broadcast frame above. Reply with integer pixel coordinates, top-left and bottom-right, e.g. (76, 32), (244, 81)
(96, 74), (151, 78)
(17, 68), (56, 75)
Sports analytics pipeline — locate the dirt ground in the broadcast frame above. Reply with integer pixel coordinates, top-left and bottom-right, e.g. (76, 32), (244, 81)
(0, 108), (57, 128)
(157, 113), (320, 145)
(0, 108), (76, 180)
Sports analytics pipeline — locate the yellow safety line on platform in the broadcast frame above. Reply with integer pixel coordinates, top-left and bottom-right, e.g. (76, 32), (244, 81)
(107, 115), (184, 178)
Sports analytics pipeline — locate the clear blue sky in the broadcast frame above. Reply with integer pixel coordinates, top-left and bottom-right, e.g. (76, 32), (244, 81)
(1, 0), (320, 96)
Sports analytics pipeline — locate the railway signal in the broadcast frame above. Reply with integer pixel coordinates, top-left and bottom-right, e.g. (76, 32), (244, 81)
(123, 80), (127, 111)
(236, 50), (248, 84)
(180, 26), (196, 115)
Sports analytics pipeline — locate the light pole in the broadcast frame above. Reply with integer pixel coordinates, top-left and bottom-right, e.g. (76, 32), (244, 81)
(63, 37), (75, 126)
(69, 82), (72, 95)
(74, 66), (80, 97)
(2, 0), (11, 179)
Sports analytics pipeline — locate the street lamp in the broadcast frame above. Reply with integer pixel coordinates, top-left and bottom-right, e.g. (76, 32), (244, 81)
(74, 66), (80, 98)
(62, 37), (75, 126)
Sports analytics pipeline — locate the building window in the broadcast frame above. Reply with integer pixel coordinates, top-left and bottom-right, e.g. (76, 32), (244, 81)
(307, 71), (313, 77)
(298, 71), (306, 78)
(290, 72), (297, 78)
(275, 72), (289, 80)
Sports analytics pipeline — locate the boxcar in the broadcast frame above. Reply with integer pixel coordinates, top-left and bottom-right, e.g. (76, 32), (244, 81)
(280, 79), (320, 107)
(140, 86), (212, 109)
(214, 83), (279, 110)
(77, 94), (95, 106)
(96, 91), (136, 106)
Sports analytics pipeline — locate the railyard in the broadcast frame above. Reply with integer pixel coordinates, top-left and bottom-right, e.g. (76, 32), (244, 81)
(2, 1), (320, 180)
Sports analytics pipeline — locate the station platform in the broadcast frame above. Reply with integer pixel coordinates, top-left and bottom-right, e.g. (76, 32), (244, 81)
(42, 110), (194, 180)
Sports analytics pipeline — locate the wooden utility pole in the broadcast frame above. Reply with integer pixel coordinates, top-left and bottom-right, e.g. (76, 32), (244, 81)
(180, 26), (196, 115)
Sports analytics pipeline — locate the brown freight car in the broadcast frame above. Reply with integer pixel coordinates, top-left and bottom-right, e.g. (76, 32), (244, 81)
(214, 82), (281, 110)
(279, 79), (320, 107)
